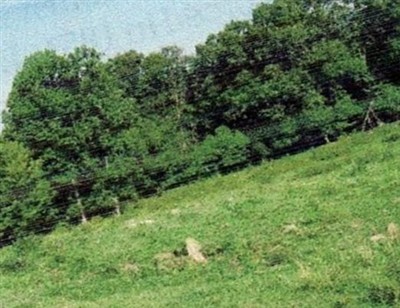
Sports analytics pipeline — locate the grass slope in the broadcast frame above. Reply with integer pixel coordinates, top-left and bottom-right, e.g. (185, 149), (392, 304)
(1, 123), (400, 307)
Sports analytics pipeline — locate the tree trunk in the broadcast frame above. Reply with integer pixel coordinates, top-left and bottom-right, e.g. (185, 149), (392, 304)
(105, 157), (121, 217)
(73, 182), (87, 224)
(113, 197), (121, 216)
(80, 206), (88, 224)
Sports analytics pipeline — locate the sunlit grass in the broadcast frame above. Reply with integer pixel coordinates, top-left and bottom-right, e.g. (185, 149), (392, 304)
(1, 122), (399, 307)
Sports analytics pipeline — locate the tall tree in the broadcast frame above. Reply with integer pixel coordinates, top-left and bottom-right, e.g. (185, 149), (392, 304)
(3, 46), (138, 222)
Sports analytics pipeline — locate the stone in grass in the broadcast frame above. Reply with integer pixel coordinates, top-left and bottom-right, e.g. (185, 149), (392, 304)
(370, 234), (386, 243)
(370, 223), (399, 243)
(125, 218), (155, 229)
(387, 223), (399, 240)
(185, 238), (207, 264)
(282, 224), (300, 234)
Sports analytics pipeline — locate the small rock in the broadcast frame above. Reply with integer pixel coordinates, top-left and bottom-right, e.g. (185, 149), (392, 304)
(370, 234), (386, 243)
(125, 218), (154, 229)
(171, 208), (180, 215)
(125, 219), (137, 228)
(142, 219), (155, 225)
(387, 223), (399, 240)
(186, 238), (207, 264)
(283, 224), (299, 234)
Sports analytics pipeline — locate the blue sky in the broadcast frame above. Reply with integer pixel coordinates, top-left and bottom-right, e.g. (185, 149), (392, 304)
(1, 0), (263, 118)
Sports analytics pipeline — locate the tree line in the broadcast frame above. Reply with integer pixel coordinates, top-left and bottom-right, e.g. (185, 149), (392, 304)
(1, 0), (399, 244)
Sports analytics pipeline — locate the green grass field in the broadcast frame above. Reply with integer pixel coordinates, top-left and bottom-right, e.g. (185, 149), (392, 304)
(1, 123), (400, 307)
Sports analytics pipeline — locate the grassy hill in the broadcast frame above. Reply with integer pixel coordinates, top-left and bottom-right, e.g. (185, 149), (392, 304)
(1, 123), (400, 307)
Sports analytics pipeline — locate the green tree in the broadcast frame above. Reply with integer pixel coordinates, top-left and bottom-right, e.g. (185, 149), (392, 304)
(129, 46), (189, 120)
(3, 46), (138, 223)
(358, 0), (400, 84)
(0, 140), (54, 244)
(107, 50), (144, 98)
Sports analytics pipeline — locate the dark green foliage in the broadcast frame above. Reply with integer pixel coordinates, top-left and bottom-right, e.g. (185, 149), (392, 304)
(359, 0), (400, 84)
(3, 46), (140, 222)
(374, 84), (400, 121)
(107, 50), (144, 98)
(0, 140), (54, 243)
(367, 286), (397, 306)
(181, 126), (250, 180)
